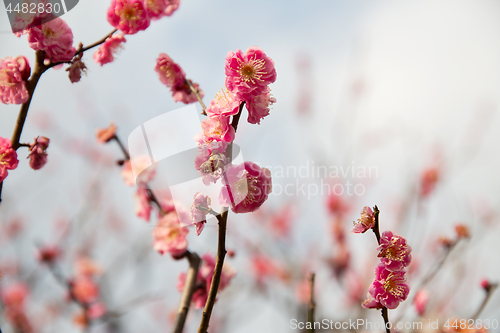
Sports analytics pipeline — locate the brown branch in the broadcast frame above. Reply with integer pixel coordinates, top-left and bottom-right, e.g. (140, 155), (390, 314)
(112, 135), (130, 160)
(419, 239), (459, 287)
(307, 273), (316, 333)
(186, 79), (207, 115)
(172, 251), (201, 333)
(76, 29), (118, 57)
(230, 102), (245, 133)
(197, 209), (228, 333)
(473, 282), (498, 319)
(381, 308), (391, 333)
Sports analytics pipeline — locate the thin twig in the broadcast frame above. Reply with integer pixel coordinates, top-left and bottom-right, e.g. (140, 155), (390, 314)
(172, 251), (201, 333)
(197, 209), (228, 333)
(381, 308), (391, 333)
(307, 273), (316, 333)
(186, 79), (207, 114)
(113, 135), (130, 160)
(473, 282), (498, 319)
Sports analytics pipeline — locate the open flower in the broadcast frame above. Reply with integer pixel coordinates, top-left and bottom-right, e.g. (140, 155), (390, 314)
(190, 192), (211, 235)
(219, 161), (272, 214)
(0, 55), (30, 105)
(196, 116), (235, 144)
(363, 264), (410, 310)
(225, 47), (277, 99)
(0, 137), (19, 182)
(244, 86), (276, 124)
(351, 206), (375, 234)
(94, 34), (126, 66)
(107, 0), (150, 35)
(377, 231), (412, 272)
(194, 140), (229, 185)
(155, 53), (186, 88)
(135, 187), (152, 221)
(205, 87), (241, 118)
(27, 136), (50, 170)
(27, 17), (76, 62)
(152, 212), (189, 257)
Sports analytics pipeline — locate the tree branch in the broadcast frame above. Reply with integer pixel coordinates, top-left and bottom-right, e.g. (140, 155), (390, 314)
(307, 273), (316, 333)
(473, 282), (498, 319)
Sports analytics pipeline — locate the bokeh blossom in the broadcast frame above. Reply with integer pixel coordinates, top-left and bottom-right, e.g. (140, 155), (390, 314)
(0, 137), (19, 182)
(96, 123), (117, 143)
(120, 156), (155, 186)
(94, 34), (127, 66)
(152, 212), (189, 257)
(135, 187), (152, 221)
(351, 206), (375, 234)
(107, 0), (150, 35)
(219, 161), (273, 214)
(0, 55), (31, 105)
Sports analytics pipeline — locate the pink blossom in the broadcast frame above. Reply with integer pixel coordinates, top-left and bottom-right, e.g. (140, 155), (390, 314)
(194, 140), (229, 185)
(196, 116), (235, 144)
(1, 282), (29, 310)
(67, 59), (87, 83)
(93, 34), (126, 66)
(27, 136), (49, 170)
(135, 187), (152, 221)
(96, 123), (117, 143)
(155, 53), (186, 88)
(205, 87), (241, 118)
(0, 55), (30, 105)
(351, 206), (375, 234)
(480, 279), (491, 290)
(172, 79), (204, 104)
(163, 0), (180, 16)
(0, 137), (19, 182)
(190, 192), (211, 235)
(244, 86), (276, 124)
(152, 212), (189, 257)
(327, 192), (349, 217)
(70, 276), (99, 305)
(454, 224), (470, 239)
(225, 47), (277, 99)
(295, 277), (311, 304)
(75, 257), (102, 277)
(363, 264), (410, 310)
(120, 156), (155, 186)
(377, 231), (412, 272)
(413, 289), (429, 316)
(420, 167), (439, 197)
(251, 254), (288, 284)
(177, 253), (235, 309)
(219, 162), (272, 214)
(143, 0), (179, 19)
(87, 302), (107, 319)
(27, 18), (76, 62)
(107, 0), (150, 35)
(35, 245), (60, 264)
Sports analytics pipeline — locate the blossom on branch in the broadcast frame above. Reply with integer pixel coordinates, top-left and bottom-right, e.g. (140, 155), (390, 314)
(152, 212), (189, 257)
(351, 206), (375, 234)
(27, 17), (76, 62)
(189, 192), (210, 235)
(194, 140), (229, 185)
(0, 55), (31, 105)
(0, 137), (19, 182)
(95, 123), (117, 143)
(362, 264), (410, 310)
(143, 0), (180, 20)
(67, 59), (87, 83)
(135, 187), (152, 221)
(107, 0), (150, 35)
(94, 34), (127, 66)
(27, 136), (50, 170)
(377, 231), (412, 272)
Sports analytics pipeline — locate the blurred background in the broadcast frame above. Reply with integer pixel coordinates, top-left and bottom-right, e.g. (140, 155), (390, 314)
(1, 1), (500, 332)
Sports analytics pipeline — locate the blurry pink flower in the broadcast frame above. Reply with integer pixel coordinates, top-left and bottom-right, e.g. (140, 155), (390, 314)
(190, 192), (211, 236)
(269, 206), (292, 238)
(205, 87), (241, 118)
(438, 236), (454, 248)
(67, 59), (87, 83)
(27, 136), (49, 170)
(194, 140), (229, 185)
(155, 53), (186, 88)
(0, 55), (30, 105)
(351, 206), (375, 234)
(171, 79), (204, 104)
(377, 231), (412, 272)
(295, 277), (311, 304)
(363, 264), (410, 310)
(95, 123), (117, 143)
(413, 289), (429, 316)
(219, 162), (273, 214)
(327, 192), (349, 216)
(120, 156), (155, 186)
(75, 257), (102, 277)
(93, 34), (126, 66)
(225, 47), (277, 99)
(143, 0), (180, 19)
(197, 116), (235, 144)
(27, 18), (76, 62)
(35, 245), (60, 264)
(152, 212), (189, 257)
(480, 279), (491, 290)
(251, 255), (287, 284)
(330, 246), (350, 278)
(107, 0), (150, 35)
(135, 187), (152, 221)
(454, 224), (470, 239)
(70, 276), (99, 305)
(163, 0), (180, 16)
(0, 137), (19, 182)
(244, 86), (276, 124)
(420, 167), (439, 197)
(1, 282), (29, 310)
(87, 302), (107, 319)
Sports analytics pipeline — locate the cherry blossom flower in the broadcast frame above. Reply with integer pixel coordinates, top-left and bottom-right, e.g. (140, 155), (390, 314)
(1, 282), (29, 310)
(27, 17), (76, 62)
(194, 140), (229, 185)
(244, 86), (276, 124)
(205, 87), (241, 118)
(327, 192), (349, 217)
(377, 231), (412, 272)
(295, 277), (312, 304)
(351, 206), (375, 234)
(251, 254), (288, 284)
(171, 79), (204, 104)
(107, 0), (150, 35)
(152, 212), (189, 257)
(362, 264), (410, 310)
(413, 289), (429, 316)
(0, 137), (19, 182)
(155, 53), (186, 88)
(120, 156), (155, 186)
(225, 47), (277, 99)
(93, 34), (126, 66)
(219, 161), (273, 214)
(143, 0), (180, 19)
(190, 192), (210, 235)
(35, 245), (60, 264)
(420, 167), (439, 197)
(454, 224), (470, 239)
(87, 302), (107, 319)
(96, 123), (117, 143)
(0, 55), (31, 105)
(70, 276), (99, 305)
(135, 187), (152, 221)
(177, 253), (235, 309)
(67, 59), (87, 83)
(27, 136), (49, 170)
(162, 0), (180, 16)
(195, 116), (235, 144)
(75, 257), (103, 277)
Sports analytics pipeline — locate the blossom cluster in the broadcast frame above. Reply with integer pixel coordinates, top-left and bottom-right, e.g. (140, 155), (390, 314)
(0, 55), (31, 105)
(352, 207), (412, 310)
